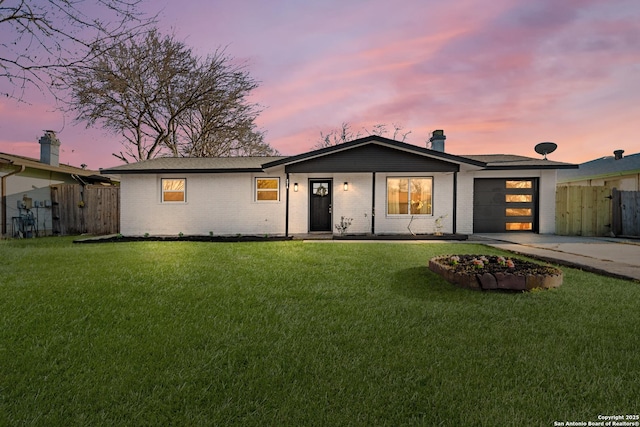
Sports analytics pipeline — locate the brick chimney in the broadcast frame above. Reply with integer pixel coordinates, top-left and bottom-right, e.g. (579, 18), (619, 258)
(39, 130), (61, 167)
(429, 129), (446, 152)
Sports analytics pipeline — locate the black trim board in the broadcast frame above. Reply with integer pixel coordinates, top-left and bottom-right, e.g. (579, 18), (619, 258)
(101, 168), (265, 175)
(262, 135), (486, 169)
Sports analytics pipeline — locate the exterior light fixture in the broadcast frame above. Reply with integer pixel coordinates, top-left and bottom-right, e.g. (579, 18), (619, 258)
(343, 182), (348, 191)
(294, 183), (298, 192)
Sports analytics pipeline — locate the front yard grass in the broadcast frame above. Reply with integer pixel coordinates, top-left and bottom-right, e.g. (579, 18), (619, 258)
(1, 237), (638, 426)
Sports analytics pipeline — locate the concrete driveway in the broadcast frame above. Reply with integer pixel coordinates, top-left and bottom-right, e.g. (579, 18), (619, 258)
(471, 233), (640, 281)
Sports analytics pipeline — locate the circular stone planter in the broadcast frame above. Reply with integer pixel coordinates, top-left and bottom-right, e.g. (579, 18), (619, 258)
(429, 255), (563, 291)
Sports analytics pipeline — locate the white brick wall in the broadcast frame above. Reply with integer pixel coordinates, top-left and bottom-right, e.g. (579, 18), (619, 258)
(287, 173), (373, 234)
(456, 172), (475, 234)
(119, 168), (559, 236)
(120, 173), (286, 236)
(537, 169), (558, 234)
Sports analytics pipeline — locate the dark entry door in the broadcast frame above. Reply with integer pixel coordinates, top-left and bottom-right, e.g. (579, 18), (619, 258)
(309, 180), (332, 231)
(473, 178), (538, 233)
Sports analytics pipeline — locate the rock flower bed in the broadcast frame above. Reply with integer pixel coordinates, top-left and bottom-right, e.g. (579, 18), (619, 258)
(429, 254), (563, 291)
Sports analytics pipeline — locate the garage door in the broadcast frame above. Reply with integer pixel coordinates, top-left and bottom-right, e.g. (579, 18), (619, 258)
(473, 178), (537, 233)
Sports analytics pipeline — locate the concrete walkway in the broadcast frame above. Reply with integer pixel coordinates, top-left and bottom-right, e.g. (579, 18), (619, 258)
(472, 233), (640, 282)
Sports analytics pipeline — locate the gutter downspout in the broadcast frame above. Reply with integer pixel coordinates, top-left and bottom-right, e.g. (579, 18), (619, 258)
(2, 164), (26, 237)
(452, 172), (457, 234)
(371, 172), (376, 235)
(285, 173), (290, 237)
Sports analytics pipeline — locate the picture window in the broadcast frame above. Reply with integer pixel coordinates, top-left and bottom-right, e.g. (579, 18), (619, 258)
(387, 177), (432, 215)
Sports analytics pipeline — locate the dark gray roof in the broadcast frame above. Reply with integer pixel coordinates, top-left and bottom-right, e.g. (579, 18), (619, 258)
(101, 156), (286, 174)
(0, 152), (101, 176)
(100, 137), (577, 175)
(557, 152), (640, 183)
(463, 154), (577, 170)
(1, 152), (113, 183)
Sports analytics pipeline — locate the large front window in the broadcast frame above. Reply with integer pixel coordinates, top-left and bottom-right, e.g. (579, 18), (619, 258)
(387, 177), (432, 215)
(162, 178), (186, 202)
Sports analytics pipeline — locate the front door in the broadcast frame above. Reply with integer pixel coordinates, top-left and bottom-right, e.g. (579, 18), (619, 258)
(309, 180), (332, 231)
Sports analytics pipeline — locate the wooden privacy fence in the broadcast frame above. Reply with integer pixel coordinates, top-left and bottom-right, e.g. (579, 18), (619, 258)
(556, 186), (611, 236)
(50, 184), (120, 236)
(556, 186), (640, 237)
(612, 189), (640, 237)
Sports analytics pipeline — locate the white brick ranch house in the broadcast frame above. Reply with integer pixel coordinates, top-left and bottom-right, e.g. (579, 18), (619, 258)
(100, 133), (577, 237)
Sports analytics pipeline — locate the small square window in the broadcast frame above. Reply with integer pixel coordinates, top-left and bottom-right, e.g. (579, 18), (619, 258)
(256, 178), (279, 201)
(162, 179), (185, 203)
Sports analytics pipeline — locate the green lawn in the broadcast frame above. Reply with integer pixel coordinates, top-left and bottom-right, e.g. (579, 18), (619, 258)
(1, 237), (638, 426)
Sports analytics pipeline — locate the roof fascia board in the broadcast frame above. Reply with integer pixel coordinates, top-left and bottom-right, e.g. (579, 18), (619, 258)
(483, 164), (579, 171)
(101, 167), (265, 175)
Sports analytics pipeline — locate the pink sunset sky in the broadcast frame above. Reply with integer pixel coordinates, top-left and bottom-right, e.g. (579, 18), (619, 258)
(1, 0), (639, 170)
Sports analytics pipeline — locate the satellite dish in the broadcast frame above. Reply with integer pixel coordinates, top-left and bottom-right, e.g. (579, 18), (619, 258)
(535, 142), (557, 160)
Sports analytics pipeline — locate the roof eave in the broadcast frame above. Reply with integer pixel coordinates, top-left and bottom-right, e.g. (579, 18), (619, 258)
(101, 167), (266, 175)
(483, 164), (579, 171)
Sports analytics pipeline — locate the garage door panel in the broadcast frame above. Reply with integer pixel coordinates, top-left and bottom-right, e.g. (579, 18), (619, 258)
(473, 178), (537, 233)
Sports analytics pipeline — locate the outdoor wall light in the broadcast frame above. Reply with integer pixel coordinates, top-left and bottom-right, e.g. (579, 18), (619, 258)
(294, 183), (298, 192)
(343, 182), (349, 191)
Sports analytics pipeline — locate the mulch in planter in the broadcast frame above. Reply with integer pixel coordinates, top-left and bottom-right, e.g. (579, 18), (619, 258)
(429, 254), (563, 291)
(74, 235), (293, 244)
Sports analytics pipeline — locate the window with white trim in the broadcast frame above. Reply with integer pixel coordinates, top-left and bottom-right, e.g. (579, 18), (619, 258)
(162, 178), (186, 202)
(256, 178), (280, 201)
(387, 177), (433, 215)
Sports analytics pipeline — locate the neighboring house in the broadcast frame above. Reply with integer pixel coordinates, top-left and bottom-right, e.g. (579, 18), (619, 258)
(1, 131), (111, 237)
(556, 150), (640, 237)
(101, 132), (577, 237)
(557, 150), (640, 190)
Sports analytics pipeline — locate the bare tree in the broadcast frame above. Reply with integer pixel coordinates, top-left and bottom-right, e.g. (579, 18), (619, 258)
(315, 122), (362, 149)
(315, 122), (411, 149)
(66, 29), (276, 162)
(364, 123), (412, 141)
(1, 0), (150, 100)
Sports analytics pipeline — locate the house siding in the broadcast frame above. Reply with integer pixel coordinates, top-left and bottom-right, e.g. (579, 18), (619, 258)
(120, 172), (287, 236)
(117, 168), (559, 237)
(286, 172), (454, 235)
(286, 173), (373, 234)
